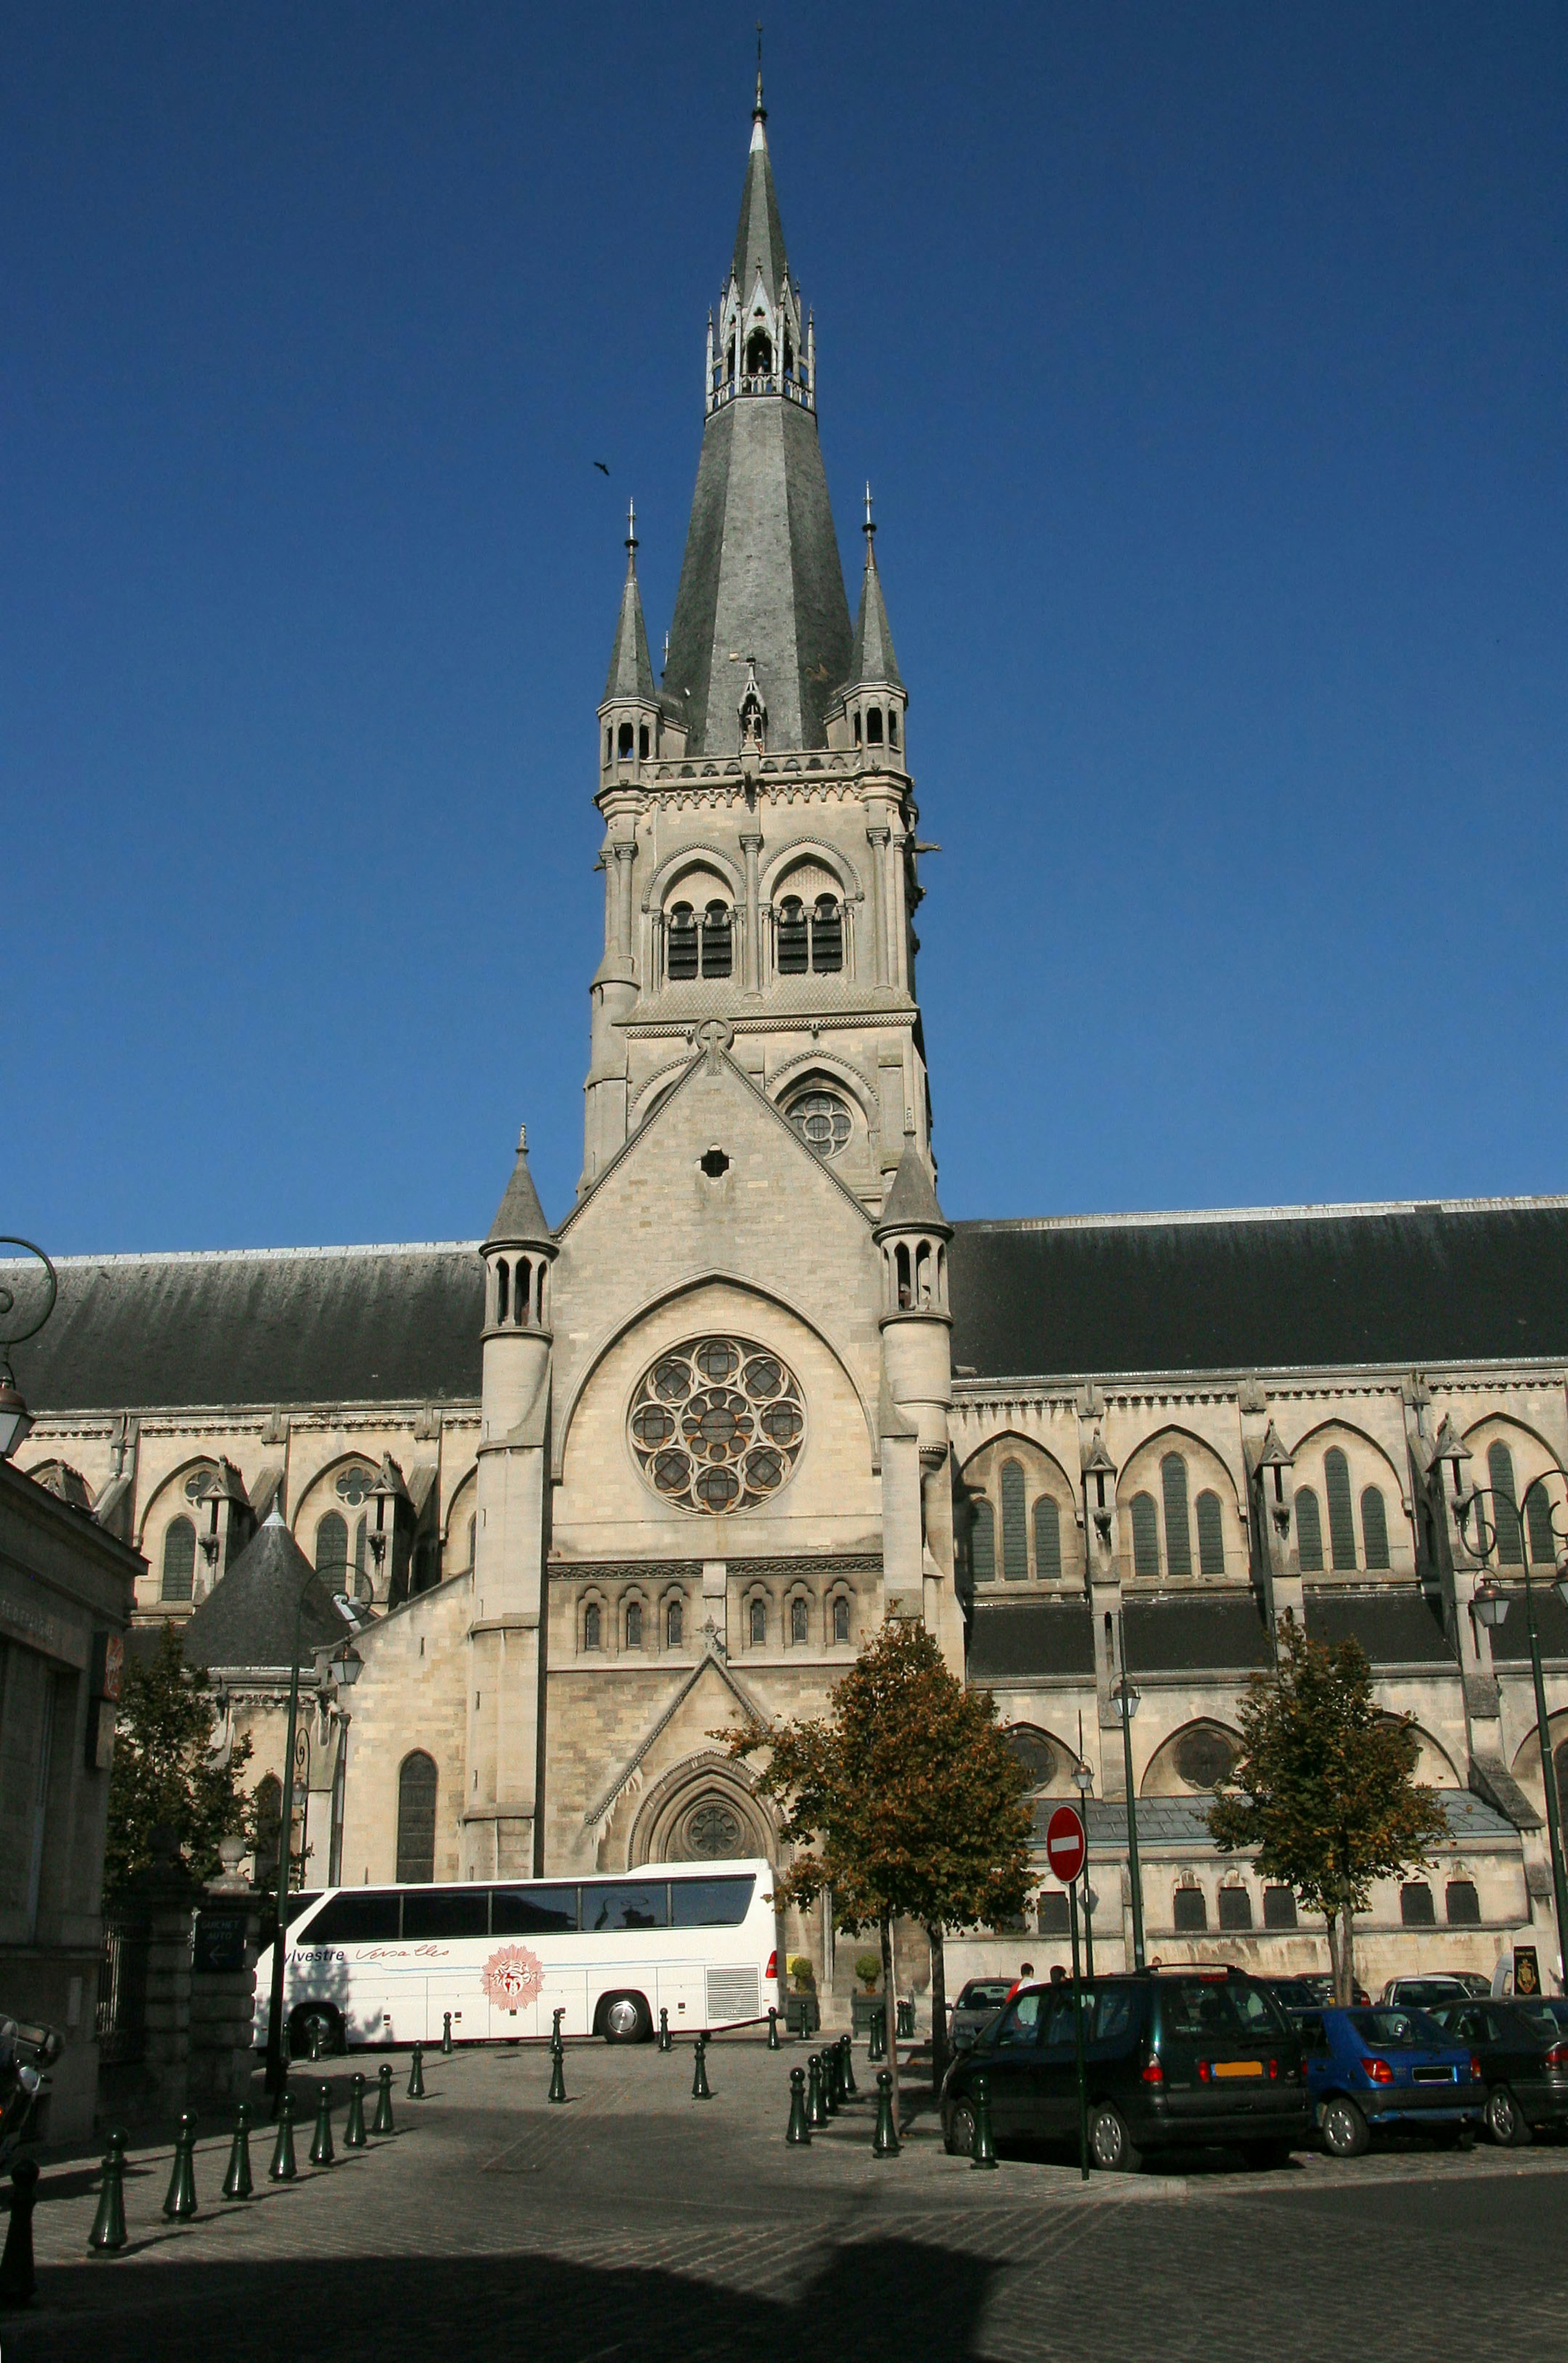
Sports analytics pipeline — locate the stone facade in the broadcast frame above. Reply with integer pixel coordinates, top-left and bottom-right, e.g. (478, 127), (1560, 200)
(9, 79), (1568, 2009)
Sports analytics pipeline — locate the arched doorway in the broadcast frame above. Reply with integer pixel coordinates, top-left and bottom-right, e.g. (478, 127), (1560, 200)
(627, 1752), (775, 1868)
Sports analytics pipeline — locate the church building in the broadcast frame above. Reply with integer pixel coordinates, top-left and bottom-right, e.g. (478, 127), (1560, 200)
(13, 78), (1568, 2002)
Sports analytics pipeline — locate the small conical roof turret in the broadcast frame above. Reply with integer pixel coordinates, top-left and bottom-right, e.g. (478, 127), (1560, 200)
(486, 1125), (553, 1249)
(875, 1138), (950, 1236)
(182, 1505), (352, 1671)
(844, 487), (905, 695)
(602, 502), (657, 706)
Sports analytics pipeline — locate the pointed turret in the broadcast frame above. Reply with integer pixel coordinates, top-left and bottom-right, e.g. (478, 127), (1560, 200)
(833, 488), (908, 762)
(599, 503), (662, 776)
(182, 1505), (352, 1672)
(662, 85), (851, 754)
(486, 1125), (552, 1254)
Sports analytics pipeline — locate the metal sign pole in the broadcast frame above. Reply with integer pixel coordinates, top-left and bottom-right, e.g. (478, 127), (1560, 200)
(1069, 1880), (1089, 2182)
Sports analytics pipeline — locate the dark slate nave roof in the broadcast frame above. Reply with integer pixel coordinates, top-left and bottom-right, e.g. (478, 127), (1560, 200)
(949, 1198), (1568, 1379)
(8, 1244), (486, 1413)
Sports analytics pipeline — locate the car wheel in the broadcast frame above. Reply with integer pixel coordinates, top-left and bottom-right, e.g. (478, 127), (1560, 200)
(1484, 2085), (1532, 2148)
(1089, 2103), (1143, 2173)
(600, 1992), (651, 2044)
(946, 2102), (977, 2158)
(1241, 2139), (1293, 2170)
(1320, 2096), (1370, 2159)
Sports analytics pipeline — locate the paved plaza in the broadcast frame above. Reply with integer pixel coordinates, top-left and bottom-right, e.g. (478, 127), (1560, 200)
(6, 2034), (1568, 2362)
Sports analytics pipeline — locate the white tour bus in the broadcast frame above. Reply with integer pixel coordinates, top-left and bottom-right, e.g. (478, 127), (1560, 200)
(255, 1857), (782, 2055)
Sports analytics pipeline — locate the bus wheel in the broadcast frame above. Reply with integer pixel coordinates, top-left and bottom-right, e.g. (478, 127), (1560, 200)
(600, 1993), (651, 2044)
(289, 2003), (344, 2060)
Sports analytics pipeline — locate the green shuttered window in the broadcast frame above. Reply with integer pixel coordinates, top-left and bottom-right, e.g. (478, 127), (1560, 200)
(1325, 1448), (1357, 1570)
(1130, 1492), (1160, 1579)
(1033, 1496), (1062, 1582)
(1361, 1487), (1391, 1570)
(1000, 1460), (1029, 1581)
(1161, 1453), (1192, 1577)
(1488, 1441), (1523, 1566)
(1195, 1489), (1225, 1577)
(1296, 1486), (1324, 1572)
(970, 1499), (996, 1584)
(160, 1515), (196, 1604)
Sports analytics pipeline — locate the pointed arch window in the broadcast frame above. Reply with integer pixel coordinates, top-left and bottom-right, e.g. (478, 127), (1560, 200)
(789, 1595), (808, 1645)
(865, 706), (883, 745)
(666, 1597), (683, 1649)
(970, 1498), (996, 1584)
(1161, 1453), (1192, 1577)
(161, 1516), (196, 1604)
(396, 1752), (438, 1884)
(1130, 1492), (1160, 1579)
(583, 1601), (601, 1651)
(1000, 1460), (1029, 1581)
(1526, 1481), (1556, 1568)
(625, 1601), (643, 1649)
(833, 1595), (850, 1644)
(495, 1260), (510, 1325)
(748, 1597), (766, 1647)
(1487, 1441), (1524, 1566)
(1032, 1496), (1062, 1583)
(1325, 1448), (1357, 1569)
(1296, 1486), (1325, 1572)
(315, 1511), (348, 1586)
(1195, 1490), (1225, 1577)
(1361, 1488), (1391, 1570)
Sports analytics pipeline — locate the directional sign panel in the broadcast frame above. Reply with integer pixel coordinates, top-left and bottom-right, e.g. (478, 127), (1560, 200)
(1045, 1803), (1087, 1884)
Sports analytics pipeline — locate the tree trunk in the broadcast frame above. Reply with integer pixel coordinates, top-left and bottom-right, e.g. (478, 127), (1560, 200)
(1329, 1891), (1356, 2004)
(880, 1915), (901, 2133)
(927, 1923), (948, 2090)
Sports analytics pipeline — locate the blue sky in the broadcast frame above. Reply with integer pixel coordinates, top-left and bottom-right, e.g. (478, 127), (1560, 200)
(4, 3), (1565, 1249)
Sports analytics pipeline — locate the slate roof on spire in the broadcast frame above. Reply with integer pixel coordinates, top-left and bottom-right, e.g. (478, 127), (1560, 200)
(181, 1507), (352, 1673)
(731, 94), (789, 304)
(875, 1141), (950, 1235)
(845, 529), (905, 694)
(603, 536), (656, 706)
(487, 1130), (552, 1248)
(662, 104), (852, 753)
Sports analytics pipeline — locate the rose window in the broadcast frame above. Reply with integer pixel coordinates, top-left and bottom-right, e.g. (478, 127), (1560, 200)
(788, 1090), (851, 1158)
(628, 1336), (806, 1514)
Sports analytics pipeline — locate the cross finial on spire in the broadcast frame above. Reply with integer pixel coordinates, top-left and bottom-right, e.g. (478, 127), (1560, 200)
(864, 481), (876, 542)
(755, 21), (765, 117)
(625, 498), (637, 562)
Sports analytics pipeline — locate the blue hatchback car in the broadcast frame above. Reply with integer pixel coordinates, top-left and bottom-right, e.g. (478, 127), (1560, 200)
(1295, 2005), (1484, 2157)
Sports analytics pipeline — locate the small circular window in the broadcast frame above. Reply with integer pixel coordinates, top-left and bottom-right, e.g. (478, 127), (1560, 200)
(628, 1336), (806, 1515)
(788, 1090), (851, 1158)
(1174, 1726), (1238, 1791)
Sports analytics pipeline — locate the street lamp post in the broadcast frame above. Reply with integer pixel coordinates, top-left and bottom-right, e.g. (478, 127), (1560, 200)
(1111, 1648), (1146, 1972)
(1071, 1762), (1096, 1976)
(0, 1240), (58, 1459)
(264, 1590), (362, 2103)
(1462, 1478), (1568, 1991)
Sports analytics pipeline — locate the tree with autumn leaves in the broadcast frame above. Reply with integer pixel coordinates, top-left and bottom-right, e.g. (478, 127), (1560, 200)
(724, 1619), (1033, 2115)
(1209, 1619), (1448, 2003)
(104, 1624), (254, 1894)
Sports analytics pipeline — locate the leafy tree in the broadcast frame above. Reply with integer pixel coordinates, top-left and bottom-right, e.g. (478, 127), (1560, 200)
(1208, 1619), (1448, 2001)
(104, 1623), (253, 1893)
(722, 1619), (1033, 2111)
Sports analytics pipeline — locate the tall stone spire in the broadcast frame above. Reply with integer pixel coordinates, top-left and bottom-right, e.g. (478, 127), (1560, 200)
(603, 501), (656, 704)
(660, 85), (852, 755)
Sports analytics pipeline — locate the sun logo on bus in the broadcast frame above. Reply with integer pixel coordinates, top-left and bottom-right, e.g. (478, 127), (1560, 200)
(481, 1944), (546, 2009)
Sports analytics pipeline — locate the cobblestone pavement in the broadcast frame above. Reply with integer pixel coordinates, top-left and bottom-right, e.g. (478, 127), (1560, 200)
(6, 2036), (1567, 2362)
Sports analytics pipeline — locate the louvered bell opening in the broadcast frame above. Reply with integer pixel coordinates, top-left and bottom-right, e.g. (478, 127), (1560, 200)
(700, 903), (733, 979)
(667, 906), (699, 982)
(777, 898), (808, 975)
(810, 896), (843, 973)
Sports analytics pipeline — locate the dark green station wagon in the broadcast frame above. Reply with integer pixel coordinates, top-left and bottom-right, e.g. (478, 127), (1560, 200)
(940, 1967), (1311, 2170)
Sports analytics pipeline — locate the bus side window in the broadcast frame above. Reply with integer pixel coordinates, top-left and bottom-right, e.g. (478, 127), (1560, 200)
(670, 1876), (755, 1927)
(305, 1891), (402, 1944)
(492, 1884), (579, 1935)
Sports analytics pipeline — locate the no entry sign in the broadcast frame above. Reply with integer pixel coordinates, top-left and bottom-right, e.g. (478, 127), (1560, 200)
(1045, 1804), (1087, 1884)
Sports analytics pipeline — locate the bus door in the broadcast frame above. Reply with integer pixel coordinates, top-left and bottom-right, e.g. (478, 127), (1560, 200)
(489, 1884), (584, 2040)
(402, 1889), (489, 2045)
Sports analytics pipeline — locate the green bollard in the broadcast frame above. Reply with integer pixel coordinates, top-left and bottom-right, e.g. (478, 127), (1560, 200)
(658, 2007), (672, 2053)
(970, 2071), (998, 2170)
(344, 2073), (368, 2149)
(310, 2082), (334, 2169)
(371, 2063), (395, 2137)
(407, 2044), (426, 2101)
(441, 2011), (453, 2058)
(87, 2131), (129, 2254)
(867, 2006), (886, 2064)
(840, 2033), (858, 2100)
(548, 2044), (568, 2104)
(222, 2102), (254, 2200)
(552, 2007), (566, 2050)
(267, 2091), (298, 2181)
(1, 2156), (40, 2302)
(162, 2112), (198, 2220)
(691, 2032), (713, 2100)
(308, 2016), (325, 2065)
(806, 2053), (827, 2129)
(871, 2069), (900, 2159)
(767, 2006), (780, 2051)
(785, 2065), (811, 2145)
(822, 2045), (840, 2116)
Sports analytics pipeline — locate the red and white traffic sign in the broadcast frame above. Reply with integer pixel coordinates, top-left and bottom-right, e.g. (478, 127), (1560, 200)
(1044, 1804), (1087, 1884)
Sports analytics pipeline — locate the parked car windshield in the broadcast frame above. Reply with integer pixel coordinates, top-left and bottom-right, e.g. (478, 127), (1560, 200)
(1346, 2008), (1447, 2049)
(957, 1981), (1012, 2012)
(1157, 1978), (1291, 2045)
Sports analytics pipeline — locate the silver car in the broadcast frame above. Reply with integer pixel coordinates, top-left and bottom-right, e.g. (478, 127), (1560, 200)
(1380, 1974), (1490, 2007)
(948, 1978), (1014, 2051)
